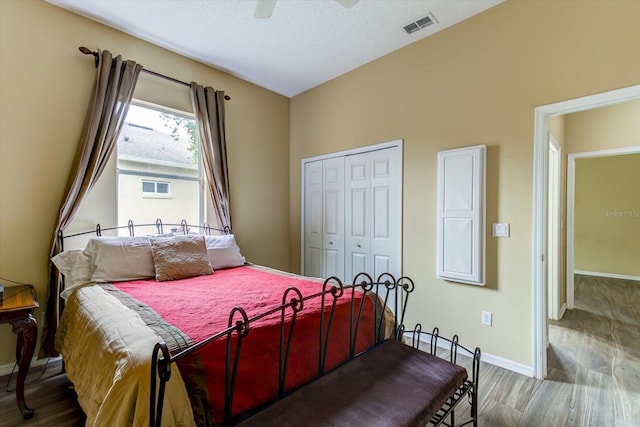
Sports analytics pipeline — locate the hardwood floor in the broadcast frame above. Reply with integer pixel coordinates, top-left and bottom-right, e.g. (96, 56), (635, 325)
(1, 274), (638, 426)
(0, 359), (84, 426)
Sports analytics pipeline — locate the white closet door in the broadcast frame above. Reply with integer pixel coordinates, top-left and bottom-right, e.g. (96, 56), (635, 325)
(345, 147), (401, 282)
(370, 148), (401, 280)
(437, 145), (486, 285)
(345, 152), (371, 282)
(322, 157), (345, 280)
(304, 160), (323, 278)
(303, 141), (402, 283)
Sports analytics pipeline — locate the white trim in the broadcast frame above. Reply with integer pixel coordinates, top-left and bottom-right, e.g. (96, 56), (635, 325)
(532, 84), (640, 380)
(574, 270), (640, 282)
(302, 139), (402, 164)
(567, 154), (576, 309)
(566, 146), (640, 308)
(559, 303), (567, 319)
(547, 136), (562, 320)
(409, 334), (533, 377)
(300, 139), (404, 274)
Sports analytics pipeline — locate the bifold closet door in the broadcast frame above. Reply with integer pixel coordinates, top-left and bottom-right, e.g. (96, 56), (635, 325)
(304, 160), (323, 278)
(304, 143), (401, 283)
(303, 157), (345, 280)
(322, 157), (345, 280)
(345, 148), (401, 283)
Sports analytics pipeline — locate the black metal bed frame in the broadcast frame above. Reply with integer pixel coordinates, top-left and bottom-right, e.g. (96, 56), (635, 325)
(56, 221), (480, 427)
(57, 218), (230, 251)
(150, 273), (414, 427)
(56, 219), (230, 312)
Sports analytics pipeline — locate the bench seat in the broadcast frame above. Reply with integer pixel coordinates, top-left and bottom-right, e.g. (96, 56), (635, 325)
(238, 339), (468, 427)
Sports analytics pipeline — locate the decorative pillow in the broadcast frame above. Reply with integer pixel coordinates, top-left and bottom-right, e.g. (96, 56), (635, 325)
(83, 236), (155, 282)
(149, 235), (213, 281)
(205, 234), (246, 269)
(51, 250), (93, 298)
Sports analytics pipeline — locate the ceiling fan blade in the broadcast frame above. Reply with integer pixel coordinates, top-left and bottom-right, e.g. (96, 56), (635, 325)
(335, 0), (359, 8)
(255, 0), (277, 19)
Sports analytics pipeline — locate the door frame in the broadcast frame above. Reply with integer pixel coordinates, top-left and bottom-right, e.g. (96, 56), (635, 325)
(566, 146), (640, 309)
(300, 139), (403, 276)
(547, 135), (562, 321)
(532, 84), (640, 379)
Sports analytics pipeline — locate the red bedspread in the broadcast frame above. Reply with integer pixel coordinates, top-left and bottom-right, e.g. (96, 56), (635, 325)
(114, 266), (377, 423)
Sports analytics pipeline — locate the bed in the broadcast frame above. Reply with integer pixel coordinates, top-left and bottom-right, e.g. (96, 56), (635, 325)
(52, 222), (401, 426)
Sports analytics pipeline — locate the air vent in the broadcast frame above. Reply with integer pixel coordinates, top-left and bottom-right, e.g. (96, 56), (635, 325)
(403, 13), (437, 34)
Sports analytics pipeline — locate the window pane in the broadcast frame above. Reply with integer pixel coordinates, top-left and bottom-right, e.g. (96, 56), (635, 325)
(117, 104), (201, 228)
(142, 181), (155, 193)
(156, 182), (169, 194)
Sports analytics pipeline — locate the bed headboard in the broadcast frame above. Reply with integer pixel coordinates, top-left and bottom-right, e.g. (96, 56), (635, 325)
(54, 218), (234, 313)
(58, 218), (230, 251)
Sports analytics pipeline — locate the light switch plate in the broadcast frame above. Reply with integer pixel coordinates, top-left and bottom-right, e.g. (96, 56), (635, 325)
(492, 223), (510, 237)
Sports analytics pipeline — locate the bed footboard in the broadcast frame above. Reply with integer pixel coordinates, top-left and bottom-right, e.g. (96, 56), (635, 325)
(150, 273), (413, 427)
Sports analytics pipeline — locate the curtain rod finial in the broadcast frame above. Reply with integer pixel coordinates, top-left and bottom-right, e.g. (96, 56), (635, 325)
(79, 46), (99, 67)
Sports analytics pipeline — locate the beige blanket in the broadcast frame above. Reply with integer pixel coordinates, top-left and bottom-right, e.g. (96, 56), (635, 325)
(56, 284), (196, 427)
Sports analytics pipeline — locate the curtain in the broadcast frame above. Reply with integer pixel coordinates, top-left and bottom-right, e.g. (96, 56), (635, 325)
(190, 83), (232, 231)
(40, 50), (142, 357)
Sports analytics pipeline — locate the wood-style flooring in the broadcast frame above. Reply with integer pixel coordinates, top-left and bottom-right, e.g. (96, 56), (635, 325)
(1, 274), (638, 426)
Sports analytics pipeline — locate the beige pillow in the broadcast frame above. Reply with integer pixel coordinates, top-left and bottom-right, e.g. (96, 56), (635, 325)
(149, 235), (213, 281)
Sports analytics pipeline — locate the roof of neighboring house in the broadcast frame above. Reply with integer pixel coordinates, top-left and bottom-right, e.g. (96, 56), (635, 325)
(118, 122), (197, 168)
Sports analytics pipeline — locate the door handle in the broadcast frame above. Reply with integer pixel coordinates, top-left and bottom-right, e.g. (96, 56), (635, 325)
(356, 244), (361, 248)
(329, 241), (334, 245)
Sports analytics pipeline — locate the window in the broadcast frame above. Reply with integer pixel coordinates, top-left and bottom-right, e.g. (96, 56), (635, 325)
(117, 102), (202, 228)
(142, 180), (171, 196)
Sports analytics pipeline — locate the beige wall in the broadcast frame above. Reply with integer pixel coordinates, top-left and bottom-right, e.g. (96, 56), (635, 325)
(2, 0), (639, 371)
(0, 0), (290, 366)
(564, 100), (640, 282)
(574, 155), (640, 276)
(289, 1), (640, 366)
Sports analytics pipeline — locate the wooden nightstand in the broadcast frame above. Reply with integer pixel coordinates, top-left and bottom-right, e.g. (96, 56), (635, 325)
(0, 284), (39, 419)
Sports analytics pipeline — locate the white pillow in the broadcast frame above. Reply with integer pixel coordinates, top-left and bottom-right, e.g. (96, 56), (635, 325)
(83, 236), (155, 282)
(51, 250), (93, 298)
(205, 234), (246, 269)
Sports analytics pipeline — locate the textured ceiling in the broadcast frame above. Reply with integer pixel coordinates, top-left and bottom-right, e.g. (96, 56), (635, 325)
(46, 0), (503, 97)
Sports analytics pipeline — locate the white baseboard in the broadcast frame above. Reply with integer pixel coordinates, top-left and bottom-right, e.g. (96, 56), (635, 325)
(406, 333), (534, 378)
(560, 303), (567, 319)
(0, 356), (61, 377)
(574, 270), (640, 282)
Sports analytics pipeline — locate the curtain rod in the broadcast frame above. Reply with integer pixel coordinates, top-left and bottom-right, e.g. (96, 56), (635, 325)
(79, 47), (231, 101)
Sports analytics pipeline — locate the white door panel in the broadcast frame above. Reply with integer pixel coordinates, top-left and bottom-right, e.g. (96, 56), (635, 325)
(323, 157), (344, 279)
(304, 142), (402, 285)
(437, 145), (486, 285)
(305, 160), (323, 278)
(346, 152), (371, 282)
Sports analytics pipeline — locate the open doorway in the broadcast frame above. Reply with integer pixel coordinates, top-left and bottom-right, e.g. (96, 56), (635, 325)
(532, 84), (640, 379)
(566, 148), (640, 308)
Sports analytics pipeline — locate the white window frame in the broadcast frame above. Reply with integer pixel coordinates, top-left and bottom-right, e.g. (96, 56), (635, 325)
(142, 179), (172, 198)
(117, 99), (204, 225)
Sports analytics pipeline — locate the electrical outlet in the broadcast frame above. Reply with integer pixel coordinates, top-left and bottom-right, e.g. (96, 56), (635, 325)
(481, 311), (492, 326)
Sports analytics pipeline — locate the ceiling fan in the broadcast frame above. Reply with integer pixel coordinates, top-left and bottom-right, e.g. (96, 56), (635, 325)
(255, 0), (360, 19)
